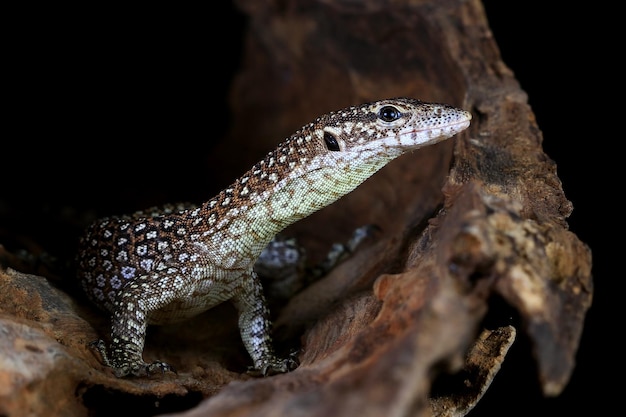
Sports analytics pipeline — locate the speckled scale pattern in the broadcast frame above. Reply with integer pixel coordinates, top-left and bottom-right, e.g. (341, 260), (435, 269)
(79, 212), (188, 314)
(76, 97), (471, 377)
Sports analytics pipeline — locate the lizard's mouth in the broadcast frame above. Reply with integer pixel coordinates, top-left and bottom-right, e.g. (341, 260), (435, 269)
(407, 118), (471, 135)
(401, 118), (471, 147)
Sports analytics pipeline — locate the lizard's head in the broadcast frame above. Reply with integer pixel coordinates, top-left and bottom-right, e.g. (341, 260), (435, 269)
(230, 98), (470, 227)
(305, 97), (471, 160)
(276, 97), (471, 181)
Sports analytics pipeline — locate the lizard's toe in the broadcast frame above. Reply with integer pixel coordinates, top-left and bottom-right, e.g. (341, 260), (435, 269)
(146, 361), (176, 375)
(248, 355), (299, 377)
(111, 360), (176, 378)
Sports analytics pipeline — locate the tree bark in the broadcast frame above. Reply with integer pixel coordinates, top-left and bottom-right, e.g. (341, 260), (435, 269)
(0, 1), (592, 416)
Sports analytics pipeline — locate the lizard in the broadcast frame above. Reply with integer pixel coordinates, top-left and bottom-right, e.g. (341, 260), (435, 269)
(255, 224), (380, 302)
(75, 97), (472, 378)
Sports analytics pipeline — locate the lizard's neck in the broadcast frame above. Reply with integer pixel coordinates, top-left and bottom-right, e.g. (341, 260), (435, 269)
(186, 97), (472, 270)
(193, 149), (393, 268)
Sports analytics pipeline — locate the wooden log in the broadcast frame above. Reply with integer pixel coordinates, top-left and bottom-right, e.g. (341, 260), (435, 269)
(0, 1), (592, 416)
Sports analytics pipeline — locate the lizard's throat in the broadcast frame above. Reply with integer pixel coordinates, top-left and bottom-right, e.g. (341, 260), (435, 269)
(200, 154), (392, 268)
(247, 155), (391, 240)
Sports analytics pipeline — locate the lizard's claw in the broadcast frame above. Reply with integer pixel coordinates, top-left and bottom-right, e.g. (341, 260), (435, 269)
(113, 359), (176, 378)
(247, 354), (299, 377)
(88, 339), (176, 377)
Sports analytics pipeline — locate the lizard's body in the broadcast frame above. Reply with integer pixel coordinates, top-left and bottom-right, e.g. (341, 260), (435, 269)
(76, 98), (471, 377)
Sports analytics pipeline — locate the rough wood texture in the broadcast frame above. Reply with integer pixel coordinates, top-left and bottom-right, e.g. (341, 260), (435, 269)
(0, 1), (592, 416)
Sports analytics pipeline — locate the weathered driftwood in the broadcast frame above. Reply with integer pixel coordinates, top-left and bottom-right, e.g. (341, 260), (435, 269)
(0, 1), (592, 416)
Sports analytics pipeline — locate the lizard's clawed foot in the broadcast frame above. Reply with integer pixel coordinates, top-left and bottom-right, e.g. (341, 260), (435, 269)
(89, 339), (176, 378)
(140, 360), (176, 377)
(247, 354), (299, 377)
(111, 360), (176, 378)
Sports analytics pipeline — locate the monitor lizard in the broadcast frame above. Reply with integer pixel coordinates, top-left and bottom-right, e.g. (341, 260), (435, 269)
(75, 97), (472, 377)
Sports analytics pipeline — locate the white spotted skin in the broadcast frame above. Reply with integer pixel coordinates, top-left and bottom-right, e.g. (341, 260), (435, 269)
(75, 97), (471, 377)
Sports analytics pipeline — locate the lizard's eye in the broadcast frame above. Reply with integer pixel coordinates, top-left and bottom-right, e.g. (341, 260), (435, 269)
(378, 106), (402, 122)
(324, 132), (340, 151)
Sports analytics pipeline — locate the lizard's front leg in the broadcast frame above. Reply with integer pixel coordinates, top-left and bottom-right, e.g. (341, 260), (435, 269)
(232, 270), (298, 376)
(94, 271), (180, 377)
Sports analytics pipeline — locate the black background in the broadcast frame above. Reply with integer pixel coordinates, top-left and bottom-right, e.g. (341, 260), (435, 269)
(478, 2), (608, 415)
(2, 2), (609, 415)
